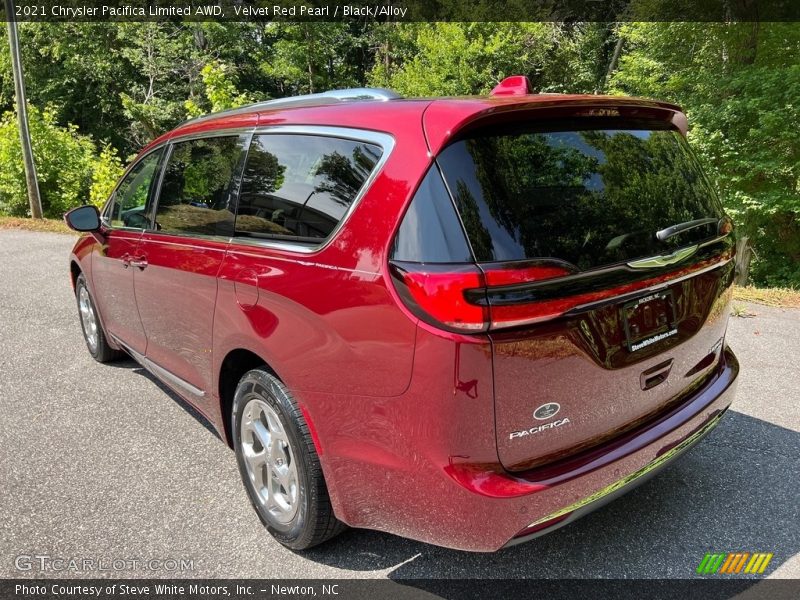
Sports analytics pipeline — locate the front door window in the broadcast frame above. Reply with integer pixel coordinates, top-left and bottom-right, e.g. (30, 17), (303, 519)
(104, 150), (162, 230)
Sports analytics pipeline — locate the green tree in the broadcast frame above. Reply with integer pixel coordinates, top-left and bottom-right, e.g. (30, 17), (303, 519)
(185, 61), (254, 117)
(368, 22), (607, 96)
(260, 23), (373, 95)
(0, 23), (135, 151)
(610, 22), (800, 285)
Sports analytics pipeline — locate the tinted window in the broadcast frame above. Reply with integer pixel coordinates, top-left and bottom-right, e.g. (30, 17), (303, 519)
(236, 134), (382, 243)
(154, 135), (246, 236)
(106, 149), (162, 229)
(437, 125), (725, 270)
(392, 166), (472, 263)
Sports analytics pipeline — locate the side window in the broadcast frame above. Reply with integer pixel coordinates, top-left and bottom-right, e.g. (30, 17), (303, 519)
(105, 149), (162, 230)
(235, 134), (382, 243)
(153, 135), (247, 237)
(391, 166), (473, 263)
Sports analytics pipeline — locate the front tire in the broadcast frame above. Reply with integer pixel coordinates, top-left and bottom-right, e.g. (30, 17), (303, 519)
(75, 273), (122, 363)
(232, 369), (345, 550)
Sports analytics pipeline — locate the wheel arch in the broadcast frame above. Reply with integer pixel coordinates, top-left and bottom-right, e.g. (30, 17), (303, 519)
(70, 259), (82, 291)
(216, 345), (342, 528)
(217, 348), (279, 447)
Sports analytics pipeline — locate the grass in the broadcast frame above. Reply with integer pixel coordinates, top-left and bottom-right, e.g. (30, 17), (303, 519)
(730, 303), (757, 318)
(733, 285), (800, 309)
(0, 216), (74, 235)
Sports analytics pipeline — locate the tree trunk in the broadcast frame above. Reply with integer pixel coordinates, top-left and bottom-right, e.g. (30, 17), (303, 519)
(304, 25), (315, 93)
(735, 236), (752, 286)
(605, 35), (624, 86)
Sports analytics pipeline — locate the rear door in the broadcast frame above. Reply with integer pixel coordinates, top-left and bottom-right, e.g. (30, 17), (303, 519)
(133, 133), (249, 411)
(217, 129), (417, 397)
(436, 119), (735, 471)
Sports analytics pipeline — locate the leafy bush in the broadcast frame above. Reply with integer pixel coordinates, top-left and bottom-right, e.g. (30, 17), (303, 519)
(185, 61), (253, 118)
(89, 145), (124, 209)
(0, 104), (124, 218)
(0, 105), (95, 217)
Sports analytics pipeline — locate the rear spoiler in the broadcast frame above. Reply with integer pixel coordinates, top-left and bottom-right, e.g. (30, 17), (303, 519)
(422, 95), (687, 155)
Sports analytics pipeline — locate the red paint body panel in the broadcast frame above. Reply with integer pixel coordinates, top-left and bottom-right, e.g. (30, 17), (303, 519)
(68, 91), (738, 551)
(492, 259), (735, 471)
(88, 230), (147, 354)
(422, 95), (687, 154)
(490, 75), (535, 96)
(214, 246), (417, 398)
(134, 233), (229, 413)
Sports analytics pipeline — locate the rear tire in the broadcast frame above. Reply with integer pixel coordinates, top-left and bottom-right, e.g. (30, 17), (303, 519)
(75, 273), (122, 363)
(232, 368), (345, 550)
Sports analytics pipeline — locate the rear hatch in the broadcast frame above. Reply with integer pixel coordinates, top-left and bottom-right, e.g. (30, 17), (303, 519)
(390, 106), (735, 472)
(436, 115), (735, 471)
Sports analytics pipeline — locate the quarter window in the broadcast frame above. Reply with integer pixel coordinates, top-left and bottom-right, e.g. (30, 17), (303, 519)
(153, 135), (247, 236)
(105, 149), (162, 230)
(235, 134), (382, 243)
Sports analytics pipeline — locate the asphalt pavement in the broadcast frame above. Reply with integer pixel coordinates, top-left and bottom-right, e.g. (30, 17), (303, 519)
(1, 230), (798, 580)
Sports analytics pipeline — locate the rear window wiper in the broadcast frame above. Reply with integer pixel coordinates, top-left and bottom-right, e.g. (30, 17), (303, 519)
(656, 217), (719, 242)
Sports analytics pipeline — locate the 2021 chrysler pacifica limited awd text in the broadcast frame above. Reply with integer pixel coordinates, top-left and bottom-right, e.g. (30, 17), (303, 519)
(65, 76), (739, 551)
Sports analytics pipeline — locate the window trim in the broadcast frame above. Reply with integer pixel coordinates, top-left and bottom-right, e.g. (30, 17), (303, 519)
(102, 125), (395, 252)
(145, 130), (254, 239)
(230, 125), (395, 255)
(101, 146), (166, 232)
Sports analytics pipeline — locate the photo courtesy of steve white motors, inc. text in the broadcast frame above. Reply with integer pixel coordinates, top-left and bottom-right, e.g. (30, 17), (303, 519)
(14, 583), (340, 597)
(20, 3), (410, 19)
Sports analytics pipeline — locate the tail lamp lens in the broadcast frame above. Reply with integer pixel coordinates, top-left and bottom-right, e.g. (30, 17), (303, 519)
(482, 264), (574, 329)
(482, 264), (574, 287)
(390, 263), (488, 332)
(390, 261), (574, 333)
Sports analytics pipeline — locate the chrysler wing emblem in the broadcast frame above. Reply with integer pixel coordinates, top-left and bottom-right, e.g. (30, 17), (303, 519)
(627, 245), (698, 269)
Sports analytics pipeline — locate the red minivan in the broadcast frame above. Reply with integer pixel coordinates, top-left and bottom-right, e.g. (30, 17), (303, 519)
(65, 77), (738, 552)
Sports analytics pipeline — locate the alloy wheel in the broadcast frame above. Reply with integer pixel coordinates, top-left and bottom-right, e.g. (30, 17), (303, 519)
(240, 398), (299, 524)
(78, 285), (99, 354)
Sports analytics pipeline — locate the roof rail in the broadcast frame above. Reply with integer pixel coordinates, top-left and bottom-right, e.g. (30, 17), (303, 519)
(181, 87), (401, 126)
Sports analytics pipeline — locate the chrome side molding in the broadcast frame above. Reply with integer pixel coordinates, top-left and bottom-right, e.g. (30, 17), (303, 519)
(108, 334), (206, 398)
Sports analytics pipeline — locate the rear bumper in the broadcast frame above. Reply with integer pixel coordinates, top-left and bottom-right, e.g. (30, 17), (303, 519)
(440, 345), (739, 551)
(504, 407), (726, 547)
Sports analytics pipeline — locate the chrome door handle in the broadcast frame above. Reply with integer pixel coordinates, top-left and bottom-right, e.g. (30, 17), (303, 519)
(128, 258), (148, 270)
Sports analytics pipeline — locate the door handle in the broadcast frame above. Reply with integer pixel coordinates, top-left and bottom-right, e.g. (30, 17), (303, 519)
(128, 257), (148, 270)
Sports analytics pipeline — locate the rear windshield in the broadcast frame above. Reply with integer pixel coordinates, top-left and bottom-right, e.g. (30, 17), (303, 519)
(437, 123), (725, 270)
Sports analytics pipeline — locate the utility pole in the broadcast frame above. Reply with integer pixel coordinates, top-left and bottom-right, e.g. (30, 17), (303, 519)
(5, 0), (42, 219)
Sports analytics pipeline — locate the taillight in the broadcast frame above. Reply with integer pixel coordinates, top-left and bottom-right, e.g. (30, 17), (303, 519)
(389, 261), (574, 333)
(481, 263), (575, 329)
(390, 262), (489, 332)
(482, 263), (573, 286)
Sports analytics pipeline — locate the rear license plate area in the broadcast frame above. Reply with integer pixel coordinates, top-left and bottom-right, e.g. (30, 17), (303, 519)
(622, 290), (677, 352)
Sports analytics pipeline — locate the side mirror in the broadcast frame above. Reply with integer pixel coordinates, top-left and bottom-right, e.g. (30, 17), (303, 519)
(64, 205), (101, 232)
